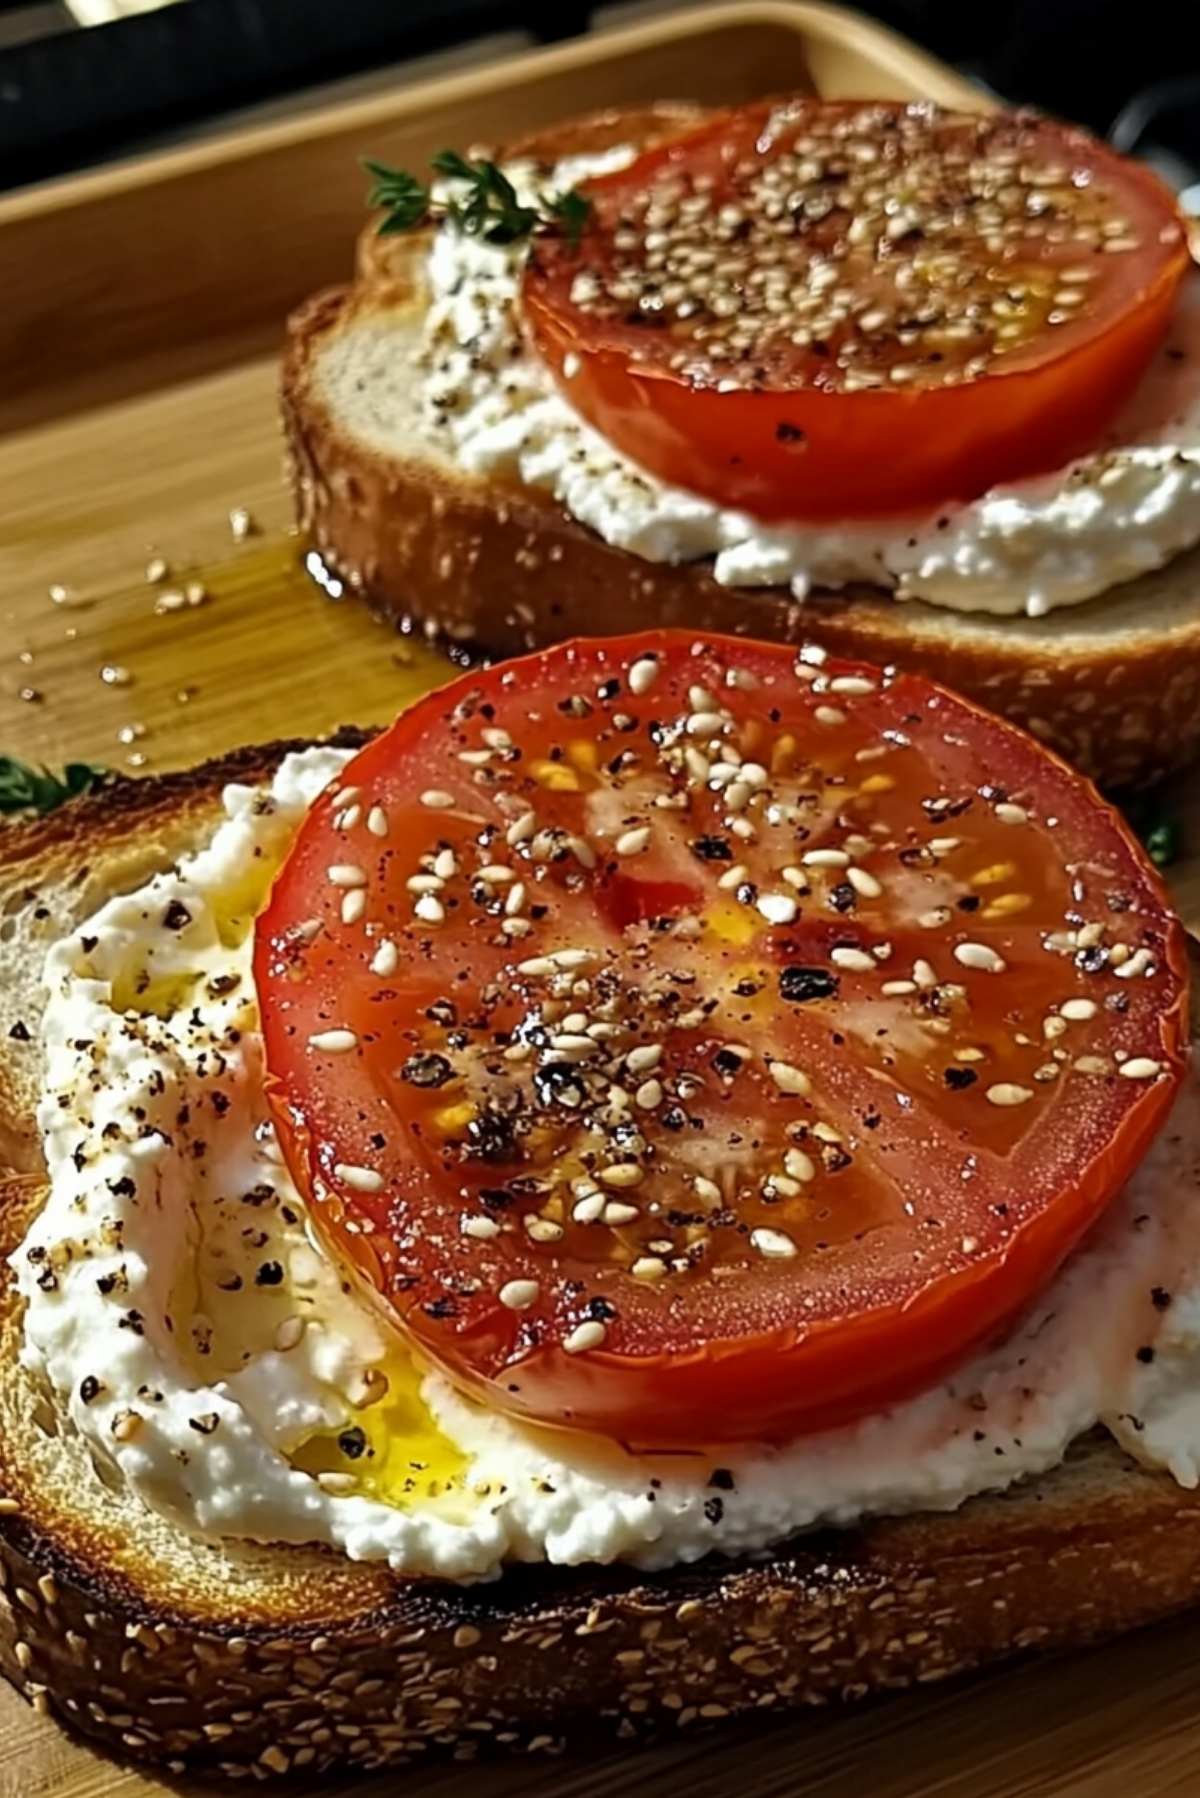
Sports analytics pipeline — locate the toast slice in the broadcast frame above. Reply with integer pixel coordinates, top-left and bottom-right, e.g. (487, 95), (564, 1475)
(3, 743), (1200, 1779)
(281, 105), (1200, 793)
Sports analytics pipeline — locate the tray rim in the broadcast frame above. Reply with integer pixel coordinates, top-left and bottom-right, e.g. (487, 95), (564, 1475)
(0, 1), (982, 228)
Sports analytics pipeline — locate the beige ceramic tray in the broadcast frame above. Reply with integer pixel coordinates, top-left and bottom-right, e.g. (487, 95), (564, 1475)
(0, 7), (1197, 1794)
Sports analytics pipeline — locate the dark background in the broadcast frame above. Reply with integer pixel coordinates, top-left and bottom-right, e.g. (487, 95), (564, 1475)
(0, 0), (1197, 192)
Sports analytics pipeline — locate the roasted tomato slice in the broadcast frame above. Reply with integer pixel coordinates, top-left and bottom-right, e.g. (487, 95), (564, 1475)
(255, 633), (1187, 1447)
(522, 99), (1190, 520)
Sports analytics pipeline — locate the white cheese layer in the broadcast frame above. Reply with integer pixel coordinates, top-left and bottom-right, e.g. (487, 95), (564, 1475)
(381, 151), (1200, 618)
(14, 749), (1200, 1583)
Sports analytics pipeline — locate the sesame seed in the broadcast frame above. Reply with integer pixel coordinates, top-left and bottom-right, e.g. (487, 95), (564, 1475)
(551, 948), (597, 969)
(517, 956), (556, 977)
(627, 1044), (663, 1074)
(1119, 1058), (1163, 1080)
(317, 1471), (357, 1495)
(881, 978), (917, 995)
(502, 918), (533, 938)
(603, 1201), (640, 1225)
(482, 727), (512, 749)
(478, 864), (514, 883)
(815, 705), (846, 726)
(1115, 948), (1155, 980)
(568, 836), (597, 869)
(1060, 998), (1098, 1020)
(955, 942), (1006, 973)
(407, 874), (444, 894)
(768, 1060), (811, 1096)
(995, 802), (1029, 824)
(986, 1083), (1034, 1106)
(751, 1227), (797, 1259)
(370, 939), (399, 977)
(929, 837), (961, 856)
(334, 805), (361, 831)
(758, 893), (798, 925)
(434, 848), (458, 880)
(635, 1078), (664, 1109)
(572, 1190), (606, 1224)
(918, 907), (952, 929)
(829, 675), (876, 695)
(328, 864), (367, 888)
(525, 1216), (564, 1243)
(563, 1320), (608, 1355)
(506, 811), (537, 845)
(463, 1215), (500, 1240)
(694, 1176), (723, 1206)
(274, 1316), (305, 1351)
(600, 1163), (644, 1188)
(421, 789), (456, 810)
(341, 890), (366, 925)
(717, 863), (749, 890)
(335, 1163), (385, 1194)
(414, 894), (445, 924)
(913, 959), (938, 988)
(308, 1029), (357, 1053)
(688, 710), (726, 737)
(333, 786), (362, 807)
(847, 866), (882, 899)
(803, 848), (850, 868)
(1043, 1015), (1068, 1039)
(1074, 1055), (1112, 1075)
(632, 1255), (668, 1280)
(831, 947), (875, 972)
(784, 1147), (816, 1182)
(684, 747), (711, 783)
(367, 806), (389, 837)
(628, 655), (660, 695)
(499, 1279), (539, 1310)
(616, 827), (651, 857)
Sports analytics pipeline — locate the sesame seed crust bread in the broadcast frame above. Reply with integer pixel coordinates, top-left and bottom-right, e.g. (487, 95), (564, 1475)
(281, 105), (1200, 793)
(3, 747), (1200, 1777)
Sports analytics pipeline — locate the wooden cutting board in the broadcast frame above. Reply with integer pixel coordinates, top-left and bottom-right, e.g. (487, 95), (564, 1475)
(2, 7), (1199, 1795)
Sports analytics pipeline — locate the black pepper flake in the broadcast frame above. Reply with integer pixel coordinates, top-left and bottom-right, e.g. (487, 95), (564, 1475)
(1152, 1286), (1172, 1311)
(944, 1066), (978, 1091)
(703, 1495), (725, 1524)
(79, 1376), (104, 1404)
(255, 1260), (284, 1287)
(7, 1020), (30, 1042)
(401, 1053), (454, 1089)
(779, 966), (838, 1004)
(338, 1426), (368, 1460)
(828, 881), (856, 914)
(188, 1412), (220, 1435)
(424, 1295), (459, 1319)
(707, 1468), (735, 1491)
(774, 421), (806, 444)
(162, 899), (192, 932)
(119, 1310), (145, 1335)
(587, 1296), (617, 1322)
(690, 835), (734, 862)
(1136, 1345), (1156, 1365)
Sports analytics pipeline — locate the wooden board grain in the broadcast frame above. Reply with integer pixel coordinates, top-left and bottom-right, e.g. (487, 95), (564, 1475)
(1, 6), (1199, 1794)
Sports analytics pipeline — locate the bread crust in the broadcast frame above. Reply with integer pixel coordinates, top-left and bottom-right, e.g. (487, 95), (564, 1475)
(283, 104), (1200, 791)
(3, 742), (1200, 1776)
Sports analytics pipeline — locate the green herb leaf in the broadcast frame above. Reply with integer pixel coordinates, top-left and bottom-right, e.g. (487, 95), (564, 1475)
(0, 757), (107, 816)
(1144, 817), (1180, 869)
(361, 157), (431, 233)
(365, 148), (590, 247)
(544, 187), (592, 246)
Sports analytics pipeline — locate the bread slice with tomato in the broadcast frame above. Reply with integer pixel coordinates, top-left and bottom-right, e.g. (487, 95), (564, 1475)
(1, 628), (1198, 1779)
(283, 98), (1200, 790)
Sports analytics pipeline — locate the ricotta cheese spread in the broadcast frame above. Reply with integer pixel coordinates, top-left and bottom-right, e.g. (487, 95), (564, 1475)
(14, 749), (1200, 1582)
(365, 150), (1200, 618)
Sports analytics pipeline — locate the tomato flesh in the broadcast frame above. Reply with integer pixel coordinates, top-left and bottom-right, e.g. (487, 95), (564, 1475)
(255, 633), (1187, 1446)
(523, 100), (1190, 520)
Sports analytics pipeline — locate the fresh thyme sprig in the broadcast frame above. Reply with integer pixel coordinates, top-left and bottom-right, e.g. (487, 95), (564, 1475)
(362, 151), (592, 247)
(0, 757), (108, 817)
